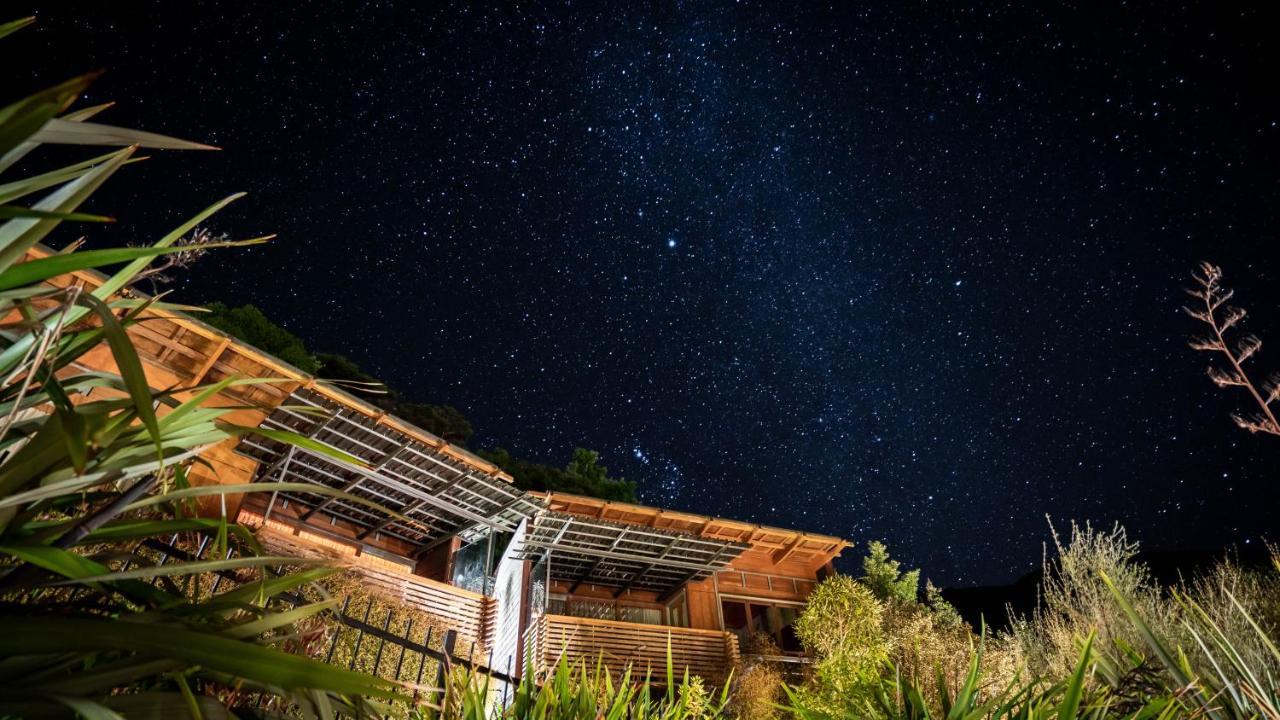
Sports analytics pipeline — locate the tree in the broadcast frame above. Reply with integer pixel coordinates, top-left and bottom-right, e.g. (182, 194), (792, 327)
(315, 354), (474, 443)
(924, 579), (964, 628)
(316, 352), (384, 390)
(478, 447), (637, 502)
(861, 540), (920, 604)
(393, 402), (474, 445)
(563, 448), (635, 501)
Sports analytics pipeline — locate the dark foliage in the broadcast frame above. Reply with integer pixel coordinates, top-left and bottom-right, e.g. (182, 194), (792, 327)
(478, 447), (636, 502)
(392, 401), (474, 445)
(315, 353), (475, 443)
(200, 304), (473, 442)
(200, 302), (319, 373)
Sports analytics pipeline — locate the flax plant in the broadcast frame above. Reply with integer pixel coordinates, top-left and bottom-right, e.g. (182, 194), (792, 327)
(0, 15), (419, 717)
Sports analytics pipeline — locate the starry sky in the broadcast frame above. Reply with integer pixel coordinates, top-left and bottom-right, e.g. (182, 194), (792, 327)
(7, 2), (1280, 586)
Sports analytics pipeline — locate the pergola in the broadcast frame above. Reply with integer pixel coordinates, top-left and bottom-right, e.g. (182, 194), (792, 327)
(236, 388), (543, 549)
(514, 510), (749, 600)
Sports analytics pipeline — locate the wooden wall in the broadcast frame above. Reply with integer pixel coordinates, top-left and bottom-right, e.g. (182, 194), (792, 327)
(685, 577), (722, 631)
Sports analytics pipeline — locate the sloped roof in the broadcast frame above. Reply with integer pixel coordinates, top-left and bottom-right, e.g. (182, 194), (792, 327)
(513, 510), (749, 597)
(237, 388), (543, 547)
(535, 492), (850, 574)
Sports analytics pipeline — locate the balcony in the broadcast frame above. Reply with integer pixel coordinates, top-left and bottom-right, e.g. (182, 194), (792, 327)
(247, 512), (496, 646)
(525, 614), (740, 685)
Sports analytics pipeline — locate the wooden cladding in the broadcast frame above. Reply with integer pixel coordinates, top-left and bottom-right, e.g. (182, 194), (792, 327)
(358, 567), (495, 648)
(715, 569), (818, 603)
(253, 517), (495, 647)
(525, 614), (740, 686)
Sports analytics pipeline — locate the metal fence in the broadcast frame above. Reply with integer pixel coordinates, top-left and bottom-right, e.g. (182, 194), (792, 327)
(138, 535), (522, 709)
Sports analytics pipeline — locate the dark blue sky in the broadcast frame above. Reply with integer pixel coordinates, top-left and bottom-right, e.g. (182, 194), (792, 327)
(8, 2), (1279, 585)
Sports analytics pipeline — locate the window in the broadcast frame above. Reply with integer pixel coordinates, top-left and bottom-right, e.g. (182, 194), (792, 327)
(721, 599), (805, 654)
(554, 595), (670, 626)
(666, 593), (689, 628)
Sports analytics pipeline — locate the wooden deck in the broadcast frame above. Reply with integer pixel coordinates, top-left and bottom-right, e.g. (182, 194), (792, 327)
(524, 614), (740, 686)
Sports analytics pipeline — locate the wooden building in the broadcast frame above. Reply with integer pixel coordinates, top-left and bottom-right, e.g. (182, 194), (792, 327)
(23, 245), (851, 688)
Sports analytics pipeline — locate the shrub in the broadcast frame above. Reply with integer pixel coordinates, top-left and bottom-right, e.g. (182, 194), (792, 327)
(793, 574), (888, 712)
(1008, 520), (1176, 682)
(729, 633), (785, 720)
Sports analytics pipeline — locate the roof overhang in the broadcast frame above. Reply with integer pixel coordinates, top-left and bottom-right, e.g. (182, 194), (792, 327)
(534, 491), (851, 574)
(236, 388), (544, 548)
(514, 510), (749, 598)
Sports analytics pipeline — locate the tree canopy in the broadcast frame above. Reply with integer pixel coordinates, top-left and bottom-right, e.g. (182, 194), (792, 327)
(478, 447), (636, 502)
(861, 540), (922, 604)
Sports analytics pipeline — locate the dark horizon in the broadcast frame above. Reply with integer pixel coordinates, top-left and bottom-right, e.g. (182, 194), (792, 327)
(5, 2), (1278, 586)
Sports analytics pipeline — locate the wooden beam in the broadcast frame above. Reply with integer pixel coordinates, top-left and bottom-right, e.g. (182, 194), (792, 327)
(156, 325), (187, 364)
(612, 535), (683, 598)
(296, 417), (384, 522)
(190, 336), (231, 384)
(364, 496), (429, 542)
(658, 543), (731, 603)
(405, 469), (529, 552)
(771, 536), (806, 565)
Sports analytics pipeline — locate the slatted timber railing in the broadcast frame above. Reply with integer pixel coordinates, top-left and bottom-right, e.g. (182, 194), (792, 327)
(525, 614), (740, 687)
(249, 515), (495, 646)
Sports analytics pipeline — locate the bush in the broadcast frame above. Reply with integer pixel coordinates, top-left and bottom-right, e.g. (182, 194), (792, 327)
(728, 633), (785, 720)
(792, 574), (888, 712)
(1008, 520), (1176, 681)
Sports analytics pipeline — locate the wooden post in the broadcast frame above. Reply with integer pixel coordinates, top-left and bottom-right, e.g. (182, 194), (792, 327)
(712, 572), (726, 631)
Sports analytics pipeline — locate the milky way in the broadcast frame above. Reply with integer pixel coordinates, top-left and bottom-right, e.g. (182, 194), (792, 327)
(7, 2), (1279, 585)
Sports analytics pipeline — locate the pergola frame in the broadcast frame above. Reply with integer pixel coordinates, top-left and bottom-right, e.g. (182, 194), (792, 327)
(237, 388), (544, 548)
(514, 511), (748, 596)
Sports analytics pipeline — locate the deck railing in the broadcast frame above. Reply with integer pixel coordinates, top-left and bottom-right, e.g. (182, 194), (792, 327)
(248, 514), (495, 645)
(525, 614), (740, 685)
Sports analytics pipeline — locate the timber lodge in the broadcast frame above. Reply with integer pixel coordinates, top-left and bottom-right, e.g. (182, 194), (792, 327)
(34, 246), (850, 689)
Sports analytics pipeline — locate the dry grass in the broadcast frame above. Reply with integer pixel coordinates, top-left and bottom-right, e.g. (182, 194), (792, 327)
(728, 633), (786, 720)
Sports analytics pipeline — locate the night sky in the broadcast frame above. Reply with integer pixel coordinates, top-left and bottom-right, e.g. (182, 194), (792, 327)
(7, 2), (1279, 586)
